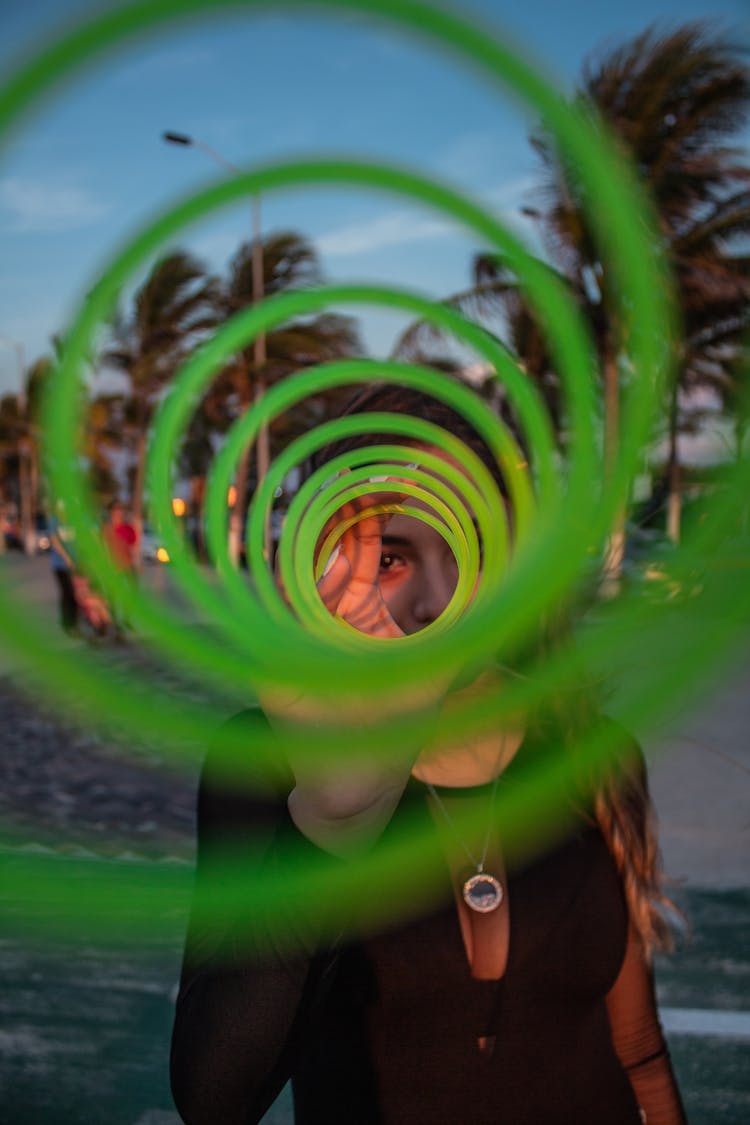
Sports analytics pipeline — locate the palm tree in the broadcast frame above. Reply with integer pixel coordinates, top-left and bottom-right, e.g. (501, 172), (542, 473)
(393, 262), (568, 438)
(0, 356), (55, 552)
(217, 230), (362, 560)
(398, 23), (750, 568)
(0, 394), (25, 550)
(103, 250), (219, 558)
(525, 22), (750, 545)
(177, 390), (229, 562)
(82, 391), (127, 504)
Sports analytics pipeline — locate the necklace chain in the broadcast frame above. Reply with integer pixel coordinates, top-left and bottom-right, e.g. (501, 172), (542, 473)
(425, 776), (500, 873)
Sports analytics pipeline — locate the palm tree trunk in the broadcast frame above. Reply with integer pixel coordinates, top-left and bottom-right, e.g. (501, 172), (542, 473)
(189, 475), (207, 562)
(666, 380), (681, 544)
(18, 436), (34, 554)
(29, 431), (39, 534)
(601, 346), (624, 597)
(252, 199), (270, 561)
(131, 422), (147, 568)
(227, 376), (271, 566)
(228, 445), (251, 567)
(256, 377), (273, 561)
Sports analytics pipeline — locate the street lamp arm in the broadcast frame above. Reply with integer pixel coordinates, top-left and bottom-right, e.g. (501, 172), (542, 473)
(162, 131), (191, 146)
(162, 131), (240, 175)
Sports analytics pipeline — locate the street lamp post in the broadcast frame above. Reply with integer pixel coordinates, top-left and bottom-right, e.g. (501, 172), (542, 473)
(162, 131), (270, 560)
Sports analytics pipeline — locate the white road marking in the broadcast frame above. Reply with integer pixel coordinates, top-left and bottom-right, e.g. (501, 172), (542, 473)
(661, 1007), (750, 1039)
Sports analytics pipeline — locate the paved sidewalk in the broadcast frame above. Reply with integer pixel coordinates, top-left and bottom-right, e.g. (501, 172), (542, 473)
(646, 664), (749, 890)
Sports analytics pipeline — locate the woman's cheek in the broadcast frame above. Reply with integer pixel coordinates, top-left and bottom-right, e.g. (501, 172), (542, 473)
(379, 570), (411, 615)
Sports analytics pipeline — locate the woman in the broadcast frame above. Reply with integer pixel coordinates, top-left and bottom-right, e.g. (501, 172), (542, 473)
(171, 385), (686, 1124)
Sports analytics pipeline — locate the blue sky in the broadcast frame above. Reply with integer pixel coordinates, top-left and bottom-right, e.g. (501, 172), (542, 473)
(0, 0), (747, 394)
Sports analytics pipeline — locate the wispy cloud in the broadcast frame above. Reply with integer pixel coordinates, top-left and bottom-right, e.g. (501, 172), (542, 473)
(317, 210), (455, 257)
(434, 131), (505, 185)
(113, 45), (218, 84)
(190, 229), (244, 269)
(0, 177), (110, 233)
(482, 175), (538, 210)
(315, 175), (540, 260)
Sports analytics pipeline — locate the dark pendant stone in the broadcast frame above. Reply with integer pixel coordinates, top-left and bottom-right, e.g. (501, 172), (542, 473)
(463, 872), (503, 913)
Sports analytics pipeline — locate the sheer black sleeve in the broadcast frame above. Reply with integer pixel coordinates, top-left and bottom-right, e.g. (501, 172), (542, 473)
(606, 924), (687, 1125)
(170, 710), (341, 1125)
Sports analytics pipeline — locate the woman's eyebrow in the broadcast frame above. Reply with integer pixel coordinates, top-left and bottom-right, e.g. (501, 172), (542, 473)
(380, 534), (413, 548)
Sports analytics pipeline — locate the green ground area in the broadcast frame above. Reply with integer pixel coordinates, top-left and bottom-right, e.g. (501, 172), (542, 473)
(0, 888), (747, 1124)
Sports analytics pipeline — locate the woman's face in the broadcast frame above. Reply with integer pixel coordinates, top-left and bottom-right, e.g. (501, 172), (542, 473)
(378, 508), (461, 635)
(375, 444), (483, 635)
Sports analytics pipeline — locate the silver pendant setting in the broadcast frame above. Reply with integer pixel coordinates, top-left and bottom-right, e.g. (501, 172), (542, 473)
(462, 872), (504, 913)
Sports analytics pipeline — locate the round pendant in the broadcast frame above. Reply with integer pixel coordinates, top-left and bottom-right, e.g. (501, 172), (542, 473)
(463, 872), (503, 913)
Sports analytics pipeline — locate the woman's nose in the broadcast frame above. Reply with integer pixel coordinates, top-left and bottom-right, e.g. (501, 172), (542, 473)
(412, 561), (457, 628)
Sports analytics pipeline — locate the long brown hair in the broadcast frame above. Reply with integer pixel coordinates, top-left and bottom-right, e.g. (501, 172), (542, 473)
(594, 765), (676, 955)
(316, 379), (677, 954)
(516, 610), (679, 957)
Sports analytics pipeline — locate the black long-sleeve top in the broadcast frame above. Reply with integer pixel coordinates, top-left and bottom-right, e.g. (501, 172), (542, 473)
(171, 710), (686, 1124)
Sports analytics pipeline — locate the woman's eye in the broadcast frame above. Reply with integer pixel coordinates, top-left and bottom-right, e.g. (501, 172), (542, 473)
(379, 552), (404, 573)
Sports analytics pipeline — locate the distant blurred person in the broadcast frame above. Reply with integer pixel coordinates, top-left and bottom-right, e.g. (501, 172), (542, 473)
(103, 500), (137, 571)
(49, 501), (78, 636)
(102, 499), (138, 637)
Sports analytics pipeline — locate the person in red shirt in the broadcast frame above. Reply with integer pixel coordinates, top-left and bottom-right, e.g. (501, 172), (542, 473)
(102, 499), (138, 637)
(103, 500), (137, 571)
